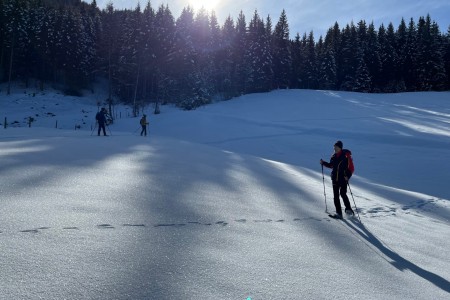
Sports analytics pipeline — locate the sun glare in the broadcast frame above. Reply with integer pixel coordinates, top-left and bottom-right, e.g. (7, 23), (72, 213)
(189, 0), (220, 12)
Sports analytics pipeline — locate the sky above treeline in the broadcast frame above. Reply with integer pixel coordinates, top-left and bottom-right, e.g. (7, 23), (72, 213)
(89, 0), (450, 38)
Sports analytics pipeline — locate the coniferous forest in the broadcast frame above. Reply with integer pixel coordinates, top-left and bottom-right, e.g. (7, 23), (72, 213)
(1, 0), (449, 110)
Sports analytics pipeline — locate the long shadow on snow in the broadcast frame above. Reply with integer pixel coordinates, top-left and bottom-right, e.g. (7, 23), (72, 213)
(344, 219), (450, 294)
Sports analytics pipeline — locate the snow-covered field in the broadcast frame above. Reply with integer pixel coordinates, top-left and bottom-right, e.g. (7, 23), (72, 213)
(1, 85), (449, 299)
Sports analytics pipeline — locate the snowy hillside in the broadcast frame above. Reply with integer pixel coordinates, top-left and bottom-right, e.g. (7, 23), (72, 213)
(1, 86), (449, 299)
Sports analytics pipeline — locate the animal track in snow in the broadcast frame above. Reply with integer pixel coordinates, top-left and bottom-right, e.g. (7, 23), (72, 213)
(9, 217), (323, 234)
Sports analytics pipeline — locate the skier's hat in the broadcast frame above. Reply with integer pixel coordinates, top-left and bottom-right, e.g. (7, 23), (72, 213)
(334, 140), (343, 149)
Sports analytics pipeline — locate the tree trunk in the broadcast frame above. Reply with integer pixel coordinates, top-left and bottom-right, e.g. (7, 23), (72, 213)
(133, 64), (141, 117)
(7, 31), (15, 95)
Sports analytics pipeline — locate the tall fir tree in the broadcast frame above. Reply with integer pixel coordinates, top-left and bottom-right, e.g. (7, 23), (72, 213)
(353, 47), (372, 92)
(303, 31), (317, 89)
(318, 28), (337, 90)
(445, 26), (450, 89)
(339, 23), (358, 90)
(153, 4), (175, 103)
(416, 15), (447, 90)
(365, 22), (381, 91)
(378, 23), (397, 91)
(272, 9), (291, 89)
(216, 15), (236, 98)
(289, 33), (303, 88)
(404, 18), (419, 90)
(244, 10), (273, 93)
(395, 18), (409, 91)
(234, 10), (247, 94)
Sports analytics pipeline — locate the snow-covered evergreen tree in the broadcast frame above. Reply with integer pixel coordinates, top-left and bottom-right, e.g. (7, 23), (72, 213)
(353, 48), (372, 92)
(416, 15), (447, 90)
(318, 41), (337, 90)
(272, 9), (291, 89)
(289, 33), (304, 88)
(303, 31), (317, 89)
(244, 10), (273, 93)
(153, 4), (175, 103)
(365, 23), (381, 91)
(234, 11), (248, 94)
(214, 15), (235, 99)
(403, 18), (419, 90)
(338, 23), (358, 90)
(445, 26), (450, 89)
(378, 23), (398, 92)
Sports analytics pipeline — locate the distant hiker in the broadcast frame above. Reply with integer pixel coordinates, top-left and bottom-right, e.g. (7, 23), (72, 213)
(95, 108), (108, 136)
(140, 114), (149, 136)
(320, 140), (355, 218)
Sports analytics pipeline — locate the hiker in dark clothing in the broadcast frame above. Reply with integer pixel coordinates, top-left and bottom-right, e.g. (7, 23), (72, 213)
(320, 140), (354, 218)
(140, 114), (149, 136)
(96, 108), (108, 136)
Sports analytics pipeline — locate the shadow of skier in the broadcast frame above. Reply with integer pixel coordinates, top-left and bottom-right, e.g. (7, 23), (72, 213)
(344, 219), (450, 294)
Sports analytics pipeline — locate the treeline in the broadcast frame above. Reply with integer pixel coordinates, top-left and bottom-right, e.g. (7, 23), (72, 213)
(1, 0), (449, 110)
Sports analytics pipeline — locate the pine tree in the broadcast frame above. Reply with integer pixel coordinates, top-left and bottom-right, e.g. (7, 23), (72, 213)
(272, 9), (291, 89)
(171, 6), (200, 108)
(303, 31), (317, 89)
(139, 1), (157, 104)
(290, 33), (304, 88)
(365, 22), (381, 91)
(353, 48), (372, 92)
(31, 4), (51, 90)
(318, 43), (337, 90)
(445, 26), (450, 89)
(378, 23), (397, 92)
(395, 18), (409, 92)
(354, 20), (373, 91)
(98, 2), (121, 108)
(187, 8), (215, 108)
(214, 14), (234, 98)
(339, 23), (358, 90)
(234, 11), (247, 94)
(115, 5), (144, 113)
(0, 0), (5, 82)
(244, 10), (273, 93)
(416, 15), (447, 90)
(403, 18), (419, 90)
(320, 23), (340, 90)
(2, 0), (29, 94)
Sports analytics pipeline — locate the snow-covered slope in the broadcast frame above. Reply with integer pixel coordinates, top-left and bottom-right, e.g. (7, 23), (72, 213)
(1, 87), (449, 299)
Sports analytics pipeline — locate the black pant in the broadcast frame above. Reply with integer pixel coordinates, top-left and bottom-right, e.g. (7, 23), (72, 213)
(140, 125), (147, 136)
(98, 123), (106, 136)
(333, 182), (352, 215)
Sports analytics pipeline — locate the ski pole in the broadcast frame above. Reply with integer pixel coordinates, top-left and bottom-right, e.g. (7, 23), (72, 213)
(90, 122), (97, 136)
(321, 164), (328, 213)
(347, 181), (361, 223)
(106, 124), (112, 136)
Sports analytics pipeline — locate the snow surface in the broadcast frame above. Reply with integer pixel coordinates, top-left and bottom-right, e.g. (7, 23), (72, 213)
(1, 85), (449, 299)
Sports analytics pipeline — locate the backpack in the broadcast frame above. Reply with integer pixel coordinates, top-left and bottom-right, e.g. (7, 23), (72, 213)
(95, 112), (100, 121)
(344, 150), (355, 174)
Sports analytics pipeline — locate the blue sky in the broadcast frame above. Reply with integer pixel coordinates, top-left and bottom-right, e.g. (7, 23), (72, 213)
(90, 0), (450, 38)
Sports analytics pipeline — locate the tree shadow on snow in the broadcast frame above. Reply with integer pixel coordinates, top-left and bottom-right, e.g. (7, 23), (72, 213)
(344, 219), (450, 294)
